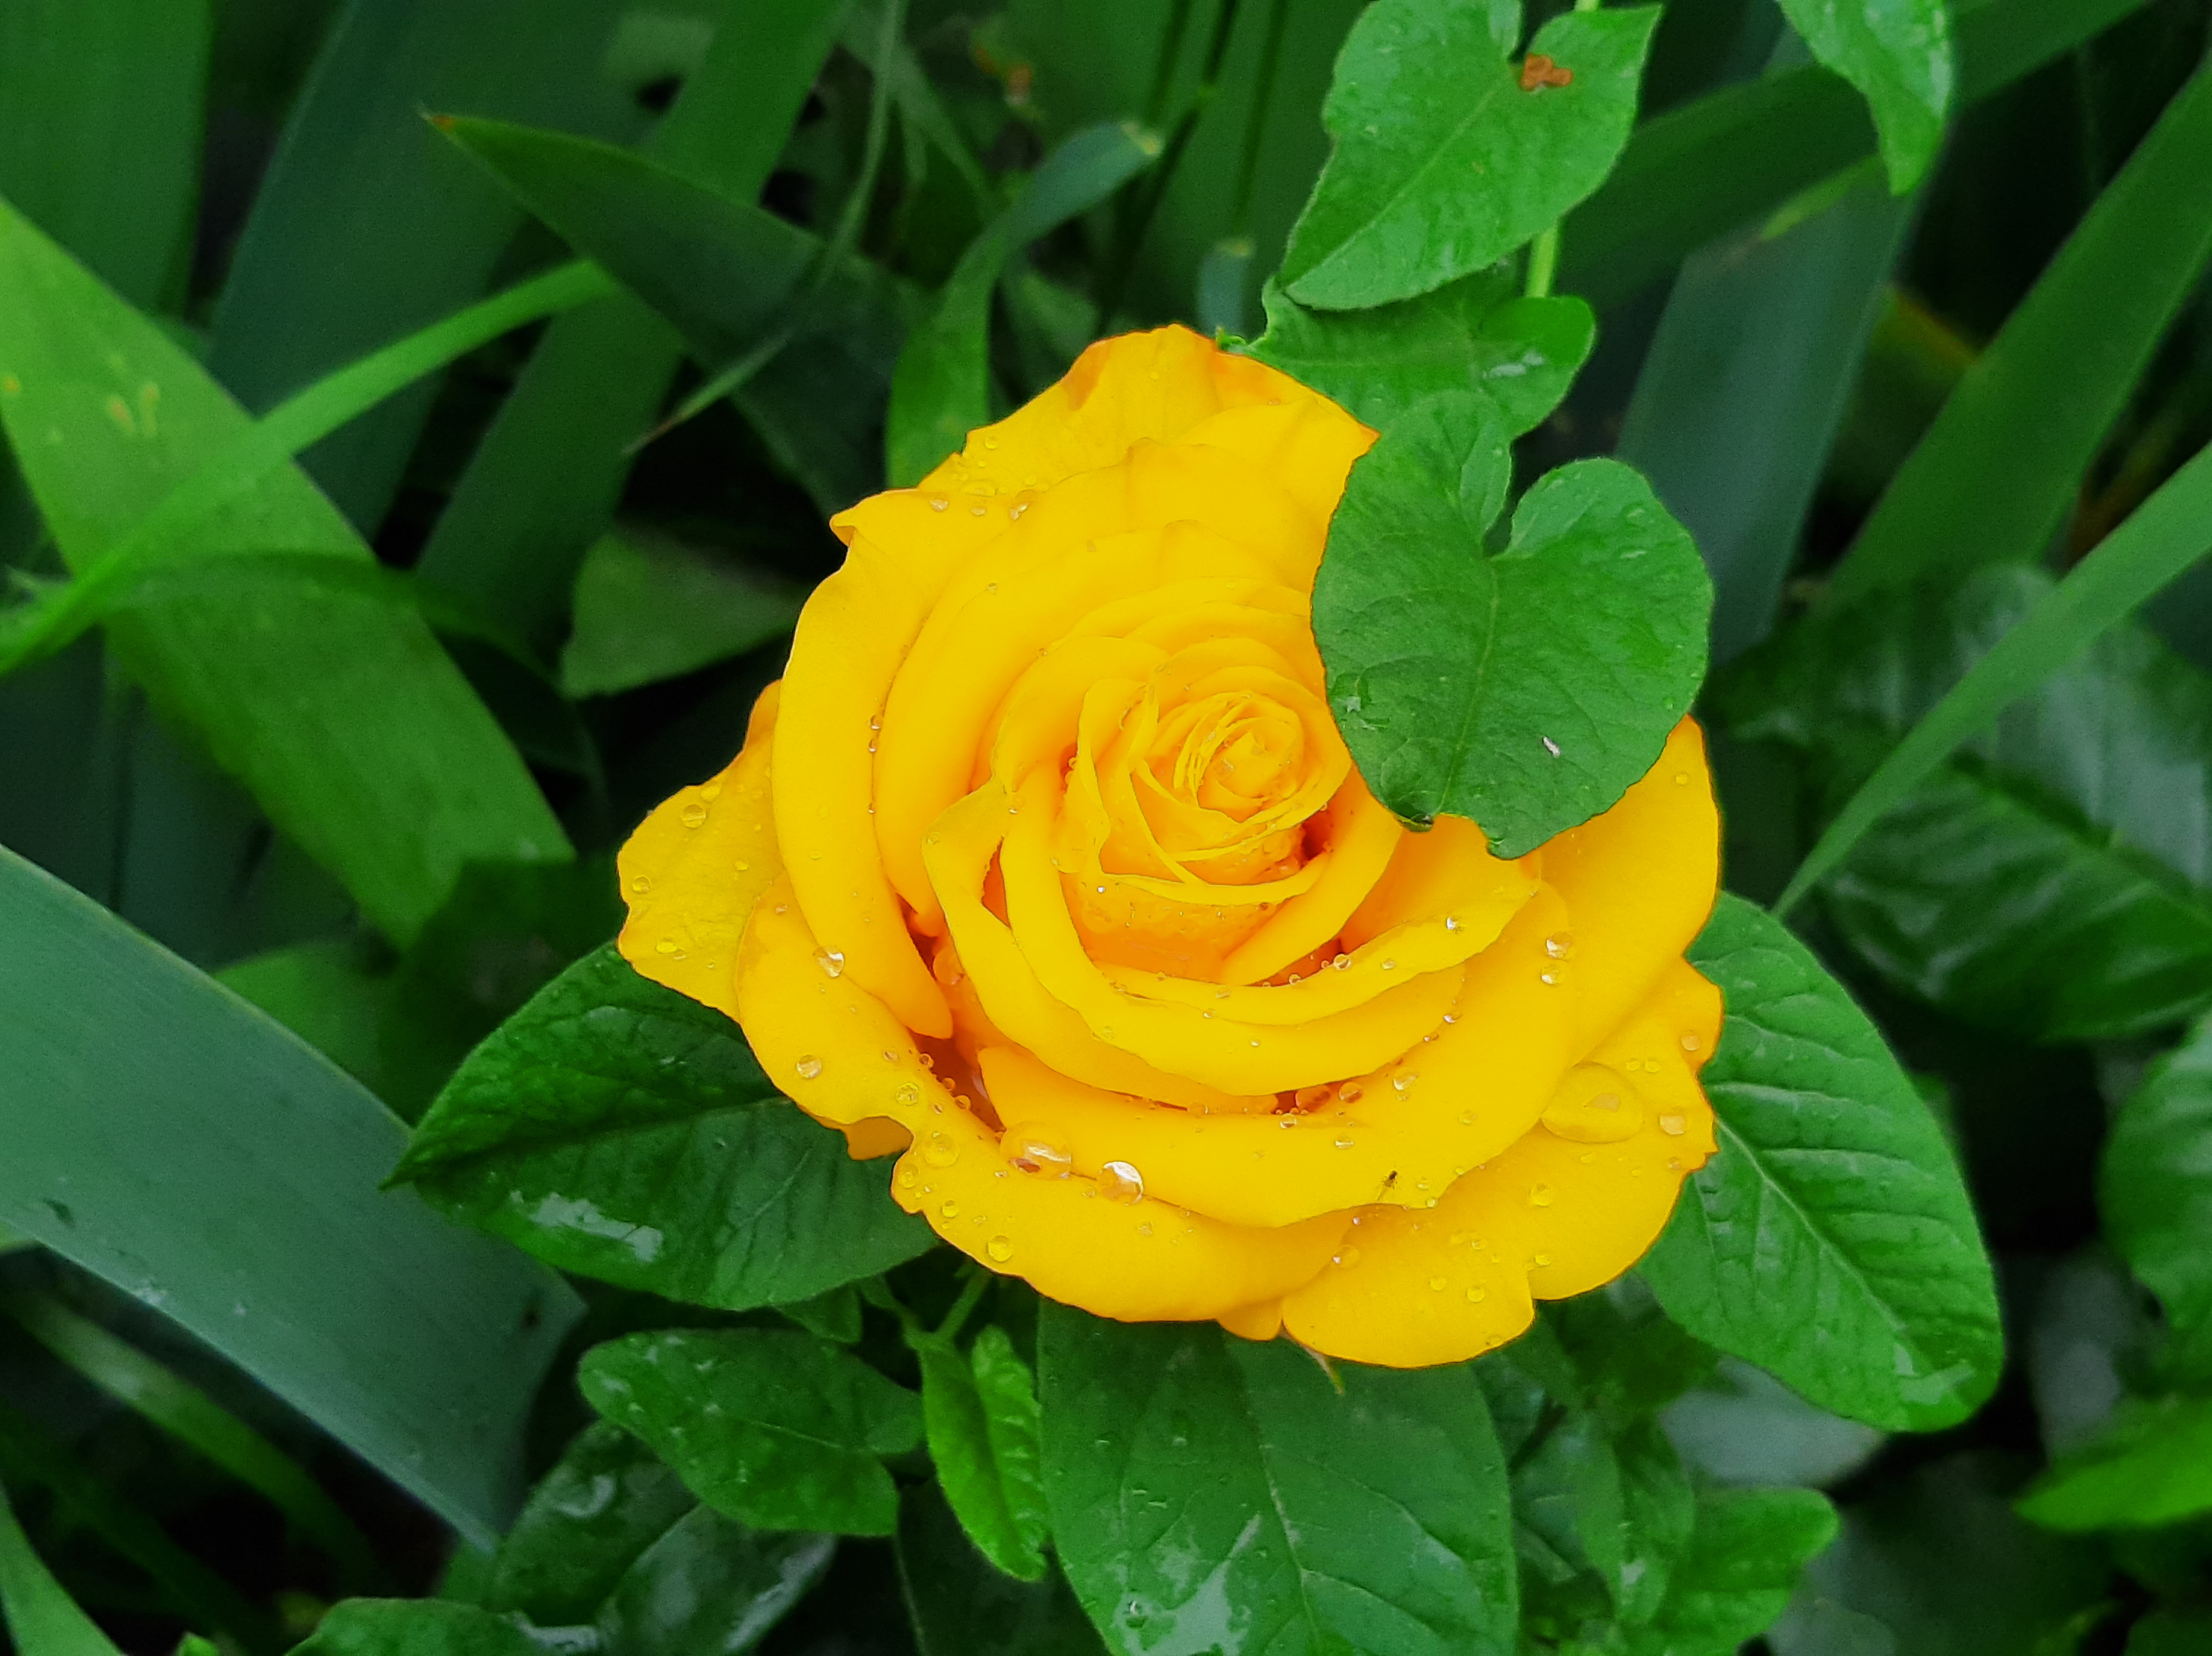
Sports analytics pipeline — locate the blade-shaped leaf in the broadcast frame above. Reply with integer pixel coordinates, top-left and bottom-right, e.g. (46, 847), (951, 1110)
(1559, 0), (2157, 311)
(0, 194), (573, 946)
(579, 1328), (923, 1537)
(559, 526), (806, 699)
(888, 119), (1157, 486)
(2103, 1022), (2212, 1379)
(205, 0), (633, 529)
(1775, 0), (1953, 191)
(1618, 169), (1914, 663)
(0, 845), (581, 1546)
(2017, 1395), (2212, 1532)
(1316, 394), (1709, 853)
(394, 945), (935, 1309)
(1735, 565), (2212, 1038)
(1828, 57), (2212, 604)
(1246, 269), (1595, 438)
(914, 1324), (1050, 1581)
(1643, 893), (2003, 1431)
(288, 1602), (545, 1656)
(1039, 1308), (1518, 1656)
(0, 0), (207, 308)
(1281, 0), (1661, 310)
(0, 1481), (123, 1656)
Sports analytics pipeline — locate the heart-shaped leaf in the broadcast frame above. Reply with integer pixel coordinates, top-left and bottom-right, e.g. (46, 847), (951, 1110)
(1315, 391), (1709, 855)
(1280, 0), (1661, 310)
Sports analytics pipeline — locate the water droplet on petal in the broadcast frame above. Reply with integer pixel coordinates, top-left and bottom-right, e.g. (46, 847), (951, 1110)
(1338, 1081), (1364, 1104)
(1006, 1124), (1073, 1176)
(1334, 1246), (1362, 1267)
(734, 859), (750, 872)
(940, 1200), (960, 1219)
(895, 1082), (922, 1107)
(1429, 1276), (1447, 1291)
(1444, 914), (1461, 932)
(1529, 1183), (1554, 1207)
(1391, 1068), (1417, 1095)
(923, 1131), (960, 1168)
(795, 1054), (823, 1080)
(629, 875), (651, 894)
(654, 936), (680, 956)
(1334, 1137), (1355, 1150)
(1097, 1160), (1145, 1204)
(929, 495), (949, 510)
(681, 800), (709, 828)
(1680, 1032), (1702, 1053)
(815, 947), (846, 978)
(1544, 932), (1575, 960)
(987, 1235), (1014, 1262)
(1466, 1285), (1487, 1303)
(1534, 1251), (1552, 1267)
(1659, 1112), (1688, 1136)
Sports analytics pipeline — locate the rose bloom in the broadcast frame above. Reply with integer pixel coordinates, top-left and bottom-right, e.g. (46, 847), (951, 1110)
(618, 326), (1720, 1367)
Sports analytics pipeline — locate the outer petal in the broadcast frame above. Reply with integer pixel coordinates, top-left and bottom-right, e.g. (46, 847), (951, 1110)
(618, 682), (783, 1020)
(1280, 956), (1721, 1367)
(1544, 719), (1720, 1058)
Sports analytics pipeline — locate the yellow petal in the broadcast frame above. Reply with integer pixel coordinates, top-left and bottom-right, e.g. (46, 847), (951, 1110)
(1544, 718), (1720, 1058)
(617, 682), (783, 1019)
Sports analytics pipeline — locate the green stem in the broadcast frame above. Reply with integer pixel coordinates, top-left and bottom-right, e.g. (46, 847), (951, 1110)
(1523, 0), (1602, 297)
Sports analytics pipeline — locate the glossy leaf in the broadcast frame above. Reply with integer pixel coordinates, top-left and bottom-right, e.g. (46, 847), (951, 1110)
(0, 845), (579, 1545)
(579, 1328), (924, 1537)
(2104, 1020), (2212, 1377)
(1281, 0), (1660, 310)
(0, 195), (573, 946)
(915, 1325), (1050, 1581)
(204, 0), (633, 529)
(395, 945), (935, 1309)
(1316, 397), (1709, 853)
(888, 119), (1157, 485)
(1661, 1357), (1886, 1490)
(1246, 270), (1594, 437)
(1644, 894), (2003, 1431)
(1777, 0), (1952, 192)
(475, 1420), (834, 1654)
(897, 1481), (1103, 1656)
(1737, 565), (2212, 1038)
(0, 1481), (123, 1656)
(1627, 1487), (1838, 1656)
(1617, 169), (1914, 663)
(480, 1421), (699, 1627)
(1039, 1308), (1518, 1656)
(0, 0), (207, 308)
(559, 526), (807, 699)
(1830, 58), (2212, 604)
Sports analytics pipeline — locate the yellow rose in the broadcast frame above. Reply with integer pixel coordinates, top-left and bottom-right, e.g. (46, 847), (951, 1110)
(617, 326), (1722, 1367)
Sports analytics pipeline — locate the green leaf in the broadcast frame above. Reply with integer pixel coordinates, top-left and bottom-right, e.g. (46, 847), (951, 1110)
(2105, 1020), (2212, 1377)
(780, 1285), (866, 1345)
(1039, 1308), (1518, 1656)
(1660, 1357), (1886, 1489)
(0, 195), (575, 945)
(1829, 58), (2212, 605)
(394, 944), (934, 1310)
(287, 1602), (545, 1656)
(437, 115), (914, 514)
(0, 1480), (123, 1656)
(1558, 0), (2158, 311)
(2131, 1612), (2212, 1656)
(1627, 1487), (1838, 1656)
(915, 1325), (1050, 1581)
(480, 1421), (699, 1627)
(476, 1420), (834, 1654)
(888, 119), (1157, 486)
(0, 0), (207, 308)
(897, 1481), (1104, 1656)
(1739, 565), (2212, 1037)
(1281, 0), (1661, 310)
(1315, 399), (1708, 853)
(415, 0), (847, 658)
(2, 1290), (378, 1583)
(1616, 168), (1913, 663)
(559, 526), (806, 699)
(1776, 0), (1953, 192)
(1642, 893), (2003, 1432)
(0, 844), (581, 1546)
(2018, 1396), (2212, 1532)
(1246, 270), (1595, 437)
(204, 0), (635, 530)
(579, 1328), (923, 1537)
